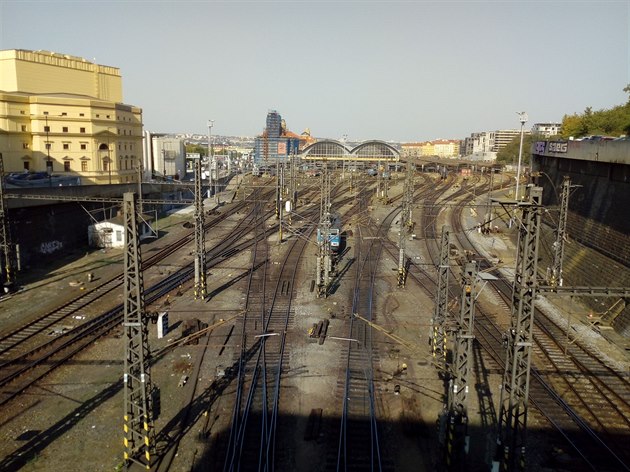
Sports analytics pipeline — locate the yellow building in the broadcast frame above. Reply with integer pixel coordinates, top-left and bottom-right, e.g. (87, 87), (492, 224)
(401, 141), (434, 157)
(0, 49), (143, 184)
(401, 139), (460, 159)
(432, 139), (460, 158)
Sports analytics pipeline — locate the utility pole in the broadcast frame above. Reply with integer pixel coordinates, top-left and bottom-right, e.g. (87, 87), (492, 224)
(549, 176), (573, 287)
(495, 185), (543, 472)
(515, 112), (528, 201)
(0, 153), (16, 292)
(398, 163), (415, 287)
(122, 192), (154, 470)
(208, 120), (214, 200)
(193, 157), (207, 300)
(136, 162), (143, 215)
(278, 162), (284, 242)
(316, 164), (332, 298)
(444, 261), (477, 470)
(431, 225), (450, 372)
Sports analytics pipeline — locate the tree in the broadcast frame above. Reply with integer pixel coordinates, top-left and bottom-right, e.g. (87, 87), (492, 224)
(496, 134), (537, 165)
(560, 114), (583, 139)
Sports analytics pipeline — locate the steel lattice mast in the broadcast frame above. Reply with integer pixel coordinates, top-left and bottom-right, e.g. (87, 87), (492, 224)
(122, 192), (153, 469)
(549, 176), (571, 287)
(431, 225), (450, 371)
(445, 261), (477, 469)
(0, 153), (16, 291)
(316, 164), (332, 298)
(398, 163), (415, 287)
(495, 185), (543, 472)
(193, 157), (207, 300)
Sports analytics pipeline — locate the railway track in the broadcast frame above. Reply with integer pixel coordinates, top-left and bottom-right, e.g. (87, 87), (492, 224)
(0, 186), (290, 406)
(449, 177), (630, 470)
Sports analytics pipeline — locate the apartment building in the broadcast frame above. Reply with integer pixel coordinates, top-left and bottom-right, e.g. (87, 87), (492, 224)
(532, 122), (561, 137)
(0, 49), (143, 184)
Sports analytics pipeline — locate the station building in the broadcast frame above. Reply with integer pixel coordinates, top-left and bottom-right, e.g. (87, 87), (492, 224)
(0, 49), (143, 184)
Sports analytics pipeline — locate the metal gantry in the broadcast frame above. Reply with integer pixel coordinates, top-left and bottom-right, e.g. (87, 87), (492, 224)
(193, 157), (207, 300)
(0, 153), (16, 291)
(122, 192), (154, 470)
(445, 261), (477, 470)
(495, 185), (543, 472)
(431, 225), (450, 371)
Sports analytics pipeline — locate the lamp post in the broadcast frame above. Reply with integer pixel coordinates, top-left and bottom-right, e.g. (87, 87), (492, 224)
(107, 147), (112, 185)
(44, 115), (53, 187)
(515, 111), (528, 201)
(208, 120), (214, 198)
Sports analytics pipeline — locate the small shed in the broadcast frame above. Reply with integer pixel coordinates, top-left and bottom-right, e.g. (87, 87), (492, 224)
(88, 213), (155, 249)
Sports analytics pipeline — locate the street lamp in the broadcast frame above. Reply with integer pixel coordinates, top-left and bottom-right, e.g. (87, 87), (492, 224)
(207, 120), (214, 198)
(515, 111), (528, 201)
(44, 114), (53, 187)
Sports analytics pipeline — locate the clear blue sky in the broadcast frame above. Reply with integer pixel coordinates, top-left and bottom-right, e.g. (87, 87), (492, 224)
(1, 1), (628, 142)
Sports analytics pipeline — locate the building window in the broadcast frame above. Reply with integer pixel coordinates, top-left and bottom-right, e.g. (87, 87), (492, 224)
(96, 114), (100, 118)
(63, 143), (70, 150)
(43, 111), (49, 115)
(81, 143), (87, 150)
(103, 160), (109, 172)
(21, 125), (27, 132)
(81, 161), (88, 172)
(64, 161), (71, 172)
(24, 161), (30, 171)
(80, 127), (86, 133)
(62, 126), (68, 133)
(116, 230), (123, 242)
(61, 112), (67, 116)
(106, 115), (110, 118)
(79, 113), (84, 117)
(23, 143), (29, 149)
(44, 126), (50, 132)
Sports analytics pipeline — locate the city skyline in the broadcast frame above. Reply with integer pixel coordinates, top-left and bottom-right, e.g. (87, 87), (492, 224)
(1, 1), (628, 142)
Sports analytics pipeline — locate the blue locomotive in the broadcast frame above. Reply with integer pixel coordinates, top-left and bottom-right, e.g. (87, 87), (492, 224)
(317, 227), (341, 252)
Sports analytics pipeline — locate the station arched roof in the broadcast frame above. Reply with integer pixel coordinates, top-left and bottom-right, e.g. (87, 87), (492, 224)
(301, 140), (350, 158)
(301, 139), (400, 161)
(351, 140), (399, 160)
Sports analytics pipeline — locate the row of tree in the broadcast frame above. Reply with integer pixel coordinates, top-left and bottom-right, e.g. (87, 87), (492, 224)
(496, 85), (630, 164)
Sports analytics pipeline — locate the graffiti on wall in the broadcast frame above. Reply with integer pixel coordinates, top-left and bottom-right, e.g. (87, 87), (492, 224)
(40, 240), (63, 254)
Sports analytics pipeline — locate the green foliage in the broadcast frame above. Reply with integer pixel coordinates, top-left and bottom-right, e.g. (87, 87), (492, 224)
(559, 87), (630, 138)
(185, 144), (209, 157)
(496, 133), (538, 165)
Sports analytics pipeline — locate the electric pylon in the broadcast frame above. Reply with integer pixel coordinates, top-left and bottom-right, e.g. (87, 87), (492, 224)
(444, 261), (477, 470)
(316, 164), (332, 298)
(495, 185), (543, 472)
(549, 176), (572, 287)
(431, 225), (450, 372)
(0, 153), (16, 291)
(122, 192), (154, 470)
(398, 163), (415, 286)
(193, 157), (207, 300)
